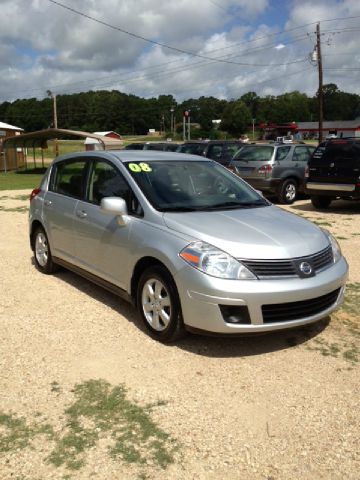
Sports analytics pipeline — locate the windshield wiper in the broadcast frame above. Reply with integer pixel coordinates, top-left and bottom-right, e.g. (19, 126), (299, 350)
(198, 200), (268, 210)
(159, 206), (199, 212)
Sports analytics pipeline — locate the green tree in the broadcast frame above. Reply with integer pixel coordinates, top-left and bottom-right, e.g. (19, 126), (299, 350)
(220, 100), (252, 136)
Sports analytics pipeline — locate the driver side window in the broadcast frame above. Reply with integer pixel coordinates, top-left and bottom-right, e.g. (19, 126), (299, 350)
(88, 160), (142, 215)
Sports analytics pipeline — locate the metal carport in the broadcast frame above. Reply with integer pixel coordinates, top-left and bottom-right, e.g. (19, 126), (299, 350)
(2, 128), (124, 172)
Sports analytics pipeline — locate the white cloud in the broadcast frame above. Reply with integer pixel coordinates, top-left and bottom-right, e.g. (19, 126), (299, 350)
(0, 0), (359, 103)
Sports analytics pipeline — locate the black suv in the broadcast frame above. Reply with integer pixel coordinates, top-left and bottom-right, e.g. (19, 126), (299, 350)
(305, 138), (360, 209)
(177, 140), (243, 166)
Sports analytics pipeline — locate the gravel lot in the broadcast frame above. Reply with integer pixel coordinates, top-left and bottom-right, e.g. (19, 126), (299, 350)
(0, 191), (359, 480)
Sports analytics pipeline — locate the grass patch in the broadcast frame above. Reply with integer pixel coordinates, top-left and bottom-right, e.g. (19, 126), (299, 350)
(306, 283), (360, 365)
(312, 220), (332, 227)
(0, 413), (54, 453)
(49, 380), (177, 471)
(0, 170), (45, 191)
(0, 380), (177, 474)
(341, 283), (360, 318)
(0, 205), (28, 213)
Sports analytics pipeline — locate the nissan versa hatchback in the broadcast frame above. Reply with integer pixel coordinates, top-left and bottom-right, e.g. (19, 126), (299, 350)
(29, 151), (348, 342)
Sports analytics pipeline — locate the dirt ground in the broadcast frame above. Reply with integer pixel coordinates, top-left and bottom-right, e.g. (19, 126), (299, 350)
(0, 191), (359, 480)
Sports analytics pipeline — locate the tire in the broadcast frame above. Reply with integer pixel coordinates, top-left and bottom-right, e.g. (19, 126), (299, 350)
(137, 265), (186, 342)
(33, 226), (58, 274)
(310, 195), (332, 210)
(278, 179), (298, 204)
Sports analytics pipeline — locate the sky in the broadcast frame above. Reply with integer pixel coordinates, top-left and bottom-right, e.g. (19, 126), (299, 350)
(0, 0), (359, 103)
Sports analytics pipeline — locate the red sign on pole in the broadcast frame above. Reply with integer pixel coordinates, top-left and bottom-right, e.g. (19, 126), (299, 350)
(184, 110), (189, 118)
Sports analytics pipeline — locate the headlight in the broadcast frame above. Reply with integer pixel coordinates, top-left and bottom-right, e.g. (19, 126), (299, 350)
(179, 241), (257, 280)
(322, 229), (342, 263)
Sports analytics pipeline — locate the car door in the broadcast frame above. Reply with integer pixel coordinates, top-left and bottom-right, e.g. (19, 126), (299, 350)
(43, 158), (88, 262)
(272, 146), (292, 178)
(72, 158), (143, 289)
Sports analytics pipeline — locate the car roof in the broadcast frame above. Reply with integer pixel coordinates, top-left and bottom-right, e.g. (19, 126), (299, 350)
(51, 149), (209, 164)
(240, 142), (306, 147)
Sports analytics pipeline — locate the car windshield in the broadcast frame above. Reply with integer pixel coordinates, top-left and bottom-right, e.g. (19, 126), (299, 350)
(232, 146), (274, 162)
(125, 160), (269, 212)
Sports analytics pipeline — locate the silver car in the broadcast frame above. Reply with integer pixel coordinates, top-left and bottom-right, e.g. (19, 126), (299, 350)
(29, 151), (348, 342)
(229, 143), (316, 204)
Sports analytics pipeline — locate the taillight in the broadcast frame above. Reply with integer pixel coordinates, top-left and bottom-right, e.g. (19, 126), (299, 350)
(30, 188), (41, 202)
(258, 165), (273, 177)
(305, 166), (309, 178)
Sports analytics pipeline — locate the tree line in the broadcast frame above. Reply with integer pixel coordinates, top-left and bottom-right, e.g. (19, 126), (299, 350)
(0, 83), (359, 137)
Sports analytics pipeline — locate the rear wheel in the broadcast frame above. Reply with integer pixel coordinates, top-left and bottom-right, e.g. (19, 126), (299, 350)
(278, 179), (298, 204)
(310, 195), (332, 209)
(137, 265), (186, 342)
(33, 227), (58, 274)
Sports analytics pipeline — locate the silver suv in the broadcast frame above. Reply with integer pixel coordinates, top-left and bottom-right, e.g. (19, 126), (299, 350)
(229, 143), (316, 204)
(29, 150), (347, 342)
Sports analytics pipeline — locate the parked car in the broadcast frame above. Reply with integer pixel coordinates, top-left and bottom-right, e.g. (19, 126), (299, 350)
(305, 137), (360, 209)
(177, 140), (243, 165)
(229, 142), (316, 204)
(125, 142), (180, 152)
(176, 141), (207, 156)
(29, 150), (348, 342)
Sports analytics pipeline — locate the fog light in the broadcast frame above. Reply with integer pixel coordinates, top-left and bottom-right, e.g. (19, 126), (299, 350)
(219, 305), (251, 324)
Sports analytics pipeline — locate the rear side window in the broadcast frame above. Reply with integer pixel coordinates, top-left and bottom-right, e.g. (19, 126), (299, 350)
(275, 146), (291, 161)
(179, 144), (205, 155)
(206, 144), (223, 161)
(125, 144), (144, 150)
(146, 144), (166, 151)
(50, 159), (87, 199)
(233, 146), (274, 161)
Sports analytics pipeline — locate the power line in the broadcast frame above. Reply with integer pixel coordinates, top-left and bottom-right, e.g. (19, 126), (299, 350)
(0, 34), (310, 98)
(46, 0), (307, 68)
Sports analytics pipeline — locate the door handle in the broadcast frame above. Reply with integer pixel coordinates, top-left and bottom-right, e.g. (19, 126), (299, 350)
(76, 210), (87, 219)
(44, 200), (52, 206)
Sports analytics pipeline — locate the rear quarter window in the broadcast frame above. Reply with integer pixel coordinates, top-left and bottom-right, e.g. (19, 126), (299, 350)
(50, 159), (88, 199)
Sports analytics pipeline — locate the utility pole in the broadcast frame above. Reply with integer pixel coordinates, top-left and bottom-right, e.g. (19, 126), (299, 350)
(47, 90), (59, 156)
(170, 108), (174, 137)
(187, 110), (191, 141)
(316, 23), (324, 144)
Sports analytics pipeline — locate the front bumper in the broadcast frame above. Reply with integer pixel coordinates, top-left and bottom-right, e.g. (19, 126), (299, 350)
(174, 257), (348, 334)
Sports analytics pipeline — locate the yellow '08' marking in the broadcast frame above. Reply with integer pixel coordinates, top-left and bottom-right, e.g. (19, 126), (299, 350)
(128, 163), (152, 172)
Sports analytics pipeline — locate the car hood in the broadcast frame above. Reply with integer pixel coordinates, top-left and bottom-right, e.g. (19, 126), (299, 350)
(163, 205), (328, 259)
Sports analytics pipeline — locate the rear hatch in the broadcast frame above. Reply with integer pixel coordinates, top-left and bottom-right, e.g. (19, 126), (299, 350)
(230, 145), (274, 179)
(308, 140), (360, 184)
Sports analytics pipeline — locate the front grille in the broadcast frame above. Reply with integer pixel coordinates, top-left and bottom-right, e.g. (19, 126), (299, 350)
(241, 245), (333, 278)
(262, 288), (340, 323)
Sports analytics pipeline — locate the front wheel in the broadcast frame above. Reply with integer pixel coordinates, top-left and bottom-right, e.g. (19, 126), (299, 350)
(33, 227), (58, 274)
(137, 266), (186, 342)
(278, 179), (298, 204)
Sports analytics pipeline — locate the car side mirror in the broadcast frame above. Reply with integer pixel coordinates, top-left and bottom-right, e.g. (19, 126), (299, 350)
(100, 197), (128, 226)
